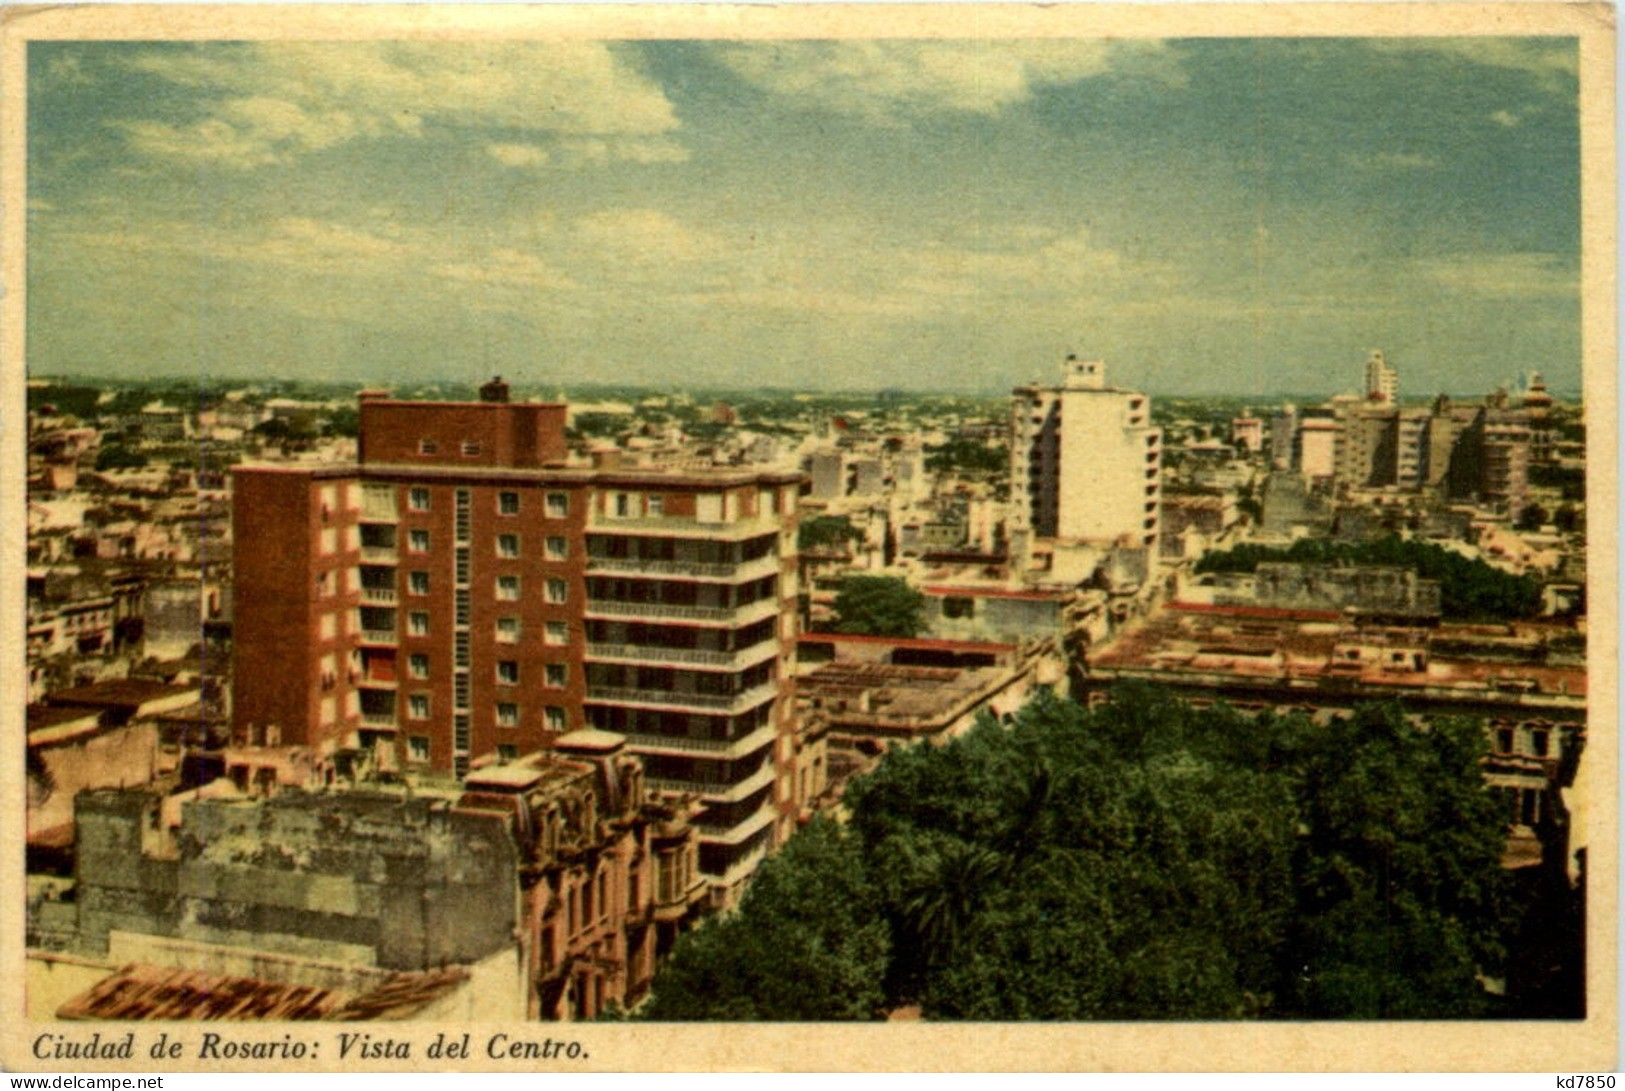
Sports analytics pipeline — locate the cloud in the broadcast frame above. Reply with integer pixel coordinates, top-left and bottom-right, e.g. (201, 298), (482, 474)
(486, 142), (549, 169)
(712, 40), (1180, 121)
(117, 42), (683, 168)
(1364, 150), (1439, 170)
(1416, 252), (1578, 300)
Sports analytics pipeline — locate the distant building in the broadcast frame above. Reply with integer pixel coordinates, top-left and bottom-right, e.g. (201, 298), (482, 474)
(1298, 416), (1339, 484)
(1270, 404), (1299, 471)
(1010, 355), (1161, 548)
(1230, 417), (1264, 454)
(1364, 349), (1398, 405)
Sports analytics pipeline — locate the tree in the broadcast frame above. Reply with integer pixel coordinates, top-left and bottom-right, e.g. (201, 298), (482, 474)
(798, 515), (862, 553)
(639, 819), (890, 1020)
(832, 576), (925, 638)
(1281, 705), (1513, 1018)
(924, 438), (1007, 477)
(1194, 535), (1541, 621)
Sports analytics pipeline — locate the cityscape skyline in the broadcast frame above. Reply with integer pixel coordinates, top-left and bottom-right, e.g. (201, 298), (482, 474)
(27, 37), (1581, 395)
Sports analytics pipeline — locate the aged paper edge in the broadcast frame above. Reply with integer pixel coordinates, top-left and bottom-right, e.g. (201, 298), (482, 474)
(0, 3), (1615, 1073)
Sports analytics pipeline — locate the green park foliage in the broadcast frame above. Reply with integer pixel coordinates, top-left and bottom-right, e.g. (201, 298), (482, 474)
(641, 685), (1519, 1021)
(797, 515), (864, 553)
(1193, 535), (1541, 621)
(832, 575), (926, 639)
(924, 438), (1007, 477)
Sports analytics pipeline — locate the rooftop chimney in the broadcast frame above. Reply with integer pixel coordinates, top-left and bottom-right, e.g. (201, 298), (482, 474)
(479, 376), (511, 404)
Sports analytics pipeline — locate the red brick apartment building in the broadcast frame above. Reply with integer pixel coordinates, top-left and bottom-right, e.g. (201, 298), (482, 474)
(233, 380), (805, 901)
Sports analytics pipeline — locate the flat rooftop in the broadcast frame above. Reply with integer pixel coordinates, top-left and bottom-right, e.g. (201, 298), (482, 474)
(1091, 606), (1585, 702)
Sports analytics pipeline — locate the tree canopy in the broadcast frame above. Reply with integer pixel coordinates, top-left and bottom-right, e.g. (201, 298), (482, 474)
(642, 685), (1523, 1021)
(924, 438), (1007, 478)
(1194, 534), (1541, 621)
(798, 514), (863, 553)
(832, 575), (926, 638)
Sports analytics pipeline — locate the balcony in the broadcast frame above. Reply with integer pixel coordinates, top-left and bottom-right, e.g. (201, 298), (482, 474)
(361, 586), (397, 604)
(696, 803), (778, 845)
(587, 510), (783, 542)
(360, 546), (397, 564)
(615, 722), (777, 759)
(589, 681), (779, 718)
(360, 711), (396, 728)
(584, 553), (781, 584)
(584, 596), (780, 628)
(359, 628), (397, 645)
(706, 838), (771, 887)
(646, 763), (776, 803)
(584, 640), (778, 672)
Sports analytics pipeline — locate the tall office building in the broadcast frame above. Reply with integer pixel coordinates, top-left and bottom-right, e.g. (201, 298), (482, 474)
(1010, 355), (1161, 548)
(1364, 349), (1398, 405)
(232, 380), (805, 902)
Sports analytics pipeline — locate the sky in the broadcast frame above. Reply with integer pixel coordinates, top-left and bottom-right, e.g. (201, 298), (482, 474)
(27, 37), (1581, 396)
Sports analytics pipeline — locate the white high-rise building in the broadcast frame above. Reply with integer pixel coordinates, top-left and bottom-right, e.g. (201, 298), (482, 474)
(1364, 349), (1398, 405)
(1011, 355), (1161, 548)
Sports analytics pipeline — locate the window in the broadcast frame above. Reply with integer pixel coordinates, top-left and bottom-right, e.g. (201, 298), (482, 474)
(498, 534), (520, 559)
(418, 439), (438, 455)
(496, 574), (521, 601)
(545, 578), (568, 604)
(408, 571), (430, 595)
(545, 663), (567, 688)
(497, 702), (519, 728)
(408, 653), (430, 680)
(408, 611), (429, 636)
(614, 493), (630, 517)
(648, 494), (664, 516)
(320, 527), (337, 555)
(408, 736), (430, 763)
(497, 661), (519, 685)
(1532, 729), (1551, 758)
(408, 529), (430, 552)
(545, 536), (568, 560)
(320, 613), (337, 640)
(546, 492), (569, 518)
(408, 487), (430, 511)
(496, 617), (521, 643)
(408, 694), (430, 720)
(545, 621), (568, 646)
(545, 706), (567, 731)
(461, 440), (482, 457)
(498, 491), (520, 515)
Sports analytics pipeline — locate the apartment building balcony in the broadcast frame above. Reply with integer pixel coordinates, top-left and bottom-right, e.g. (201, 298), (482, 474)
(583, 552), (781, 584)
(360, 586), (397, 604)
(708, 838), (770, 887)
(359, 628), (397, 646)
(360, 546), (397, 564)
(583, 596), (781, 628)
(645, 762), (776, 803)
(360, 711), (396, 728)
(615, 722), (777, 759)
(584, 639), (778, 673)
(696, 804), (777, 846)
(587, 510), (783, 542)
